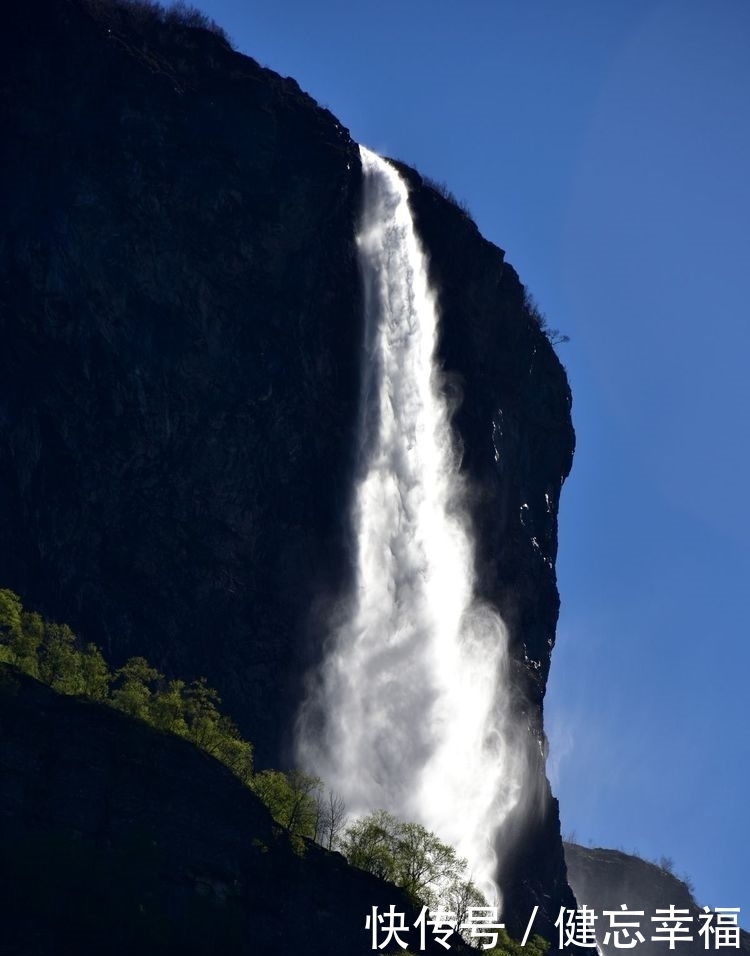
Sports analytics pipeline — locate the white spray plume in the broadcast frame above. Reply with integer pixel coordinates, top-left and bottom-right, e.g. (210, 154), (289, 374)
(296, 146), (524, 904)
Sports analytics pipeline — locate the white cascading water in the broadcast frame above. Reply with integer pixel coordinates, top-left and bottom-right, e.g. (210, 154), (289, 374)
(297, 146), (523, 904)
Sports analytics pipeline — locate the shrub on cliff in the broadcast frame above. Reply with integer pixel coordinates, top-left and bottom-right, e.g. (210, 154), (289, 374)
(522, 288), (569, 346)
(82, 0), (230, 42)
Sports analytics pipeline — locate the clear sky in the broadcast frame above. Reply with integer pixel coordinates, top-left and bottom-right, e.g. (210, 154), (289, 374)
(191, 0), (749, 918)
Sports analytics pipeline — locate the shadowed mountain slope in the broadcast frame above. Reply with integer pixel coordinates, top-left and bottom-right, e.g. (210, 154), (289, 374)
(0, 665), (474, 955)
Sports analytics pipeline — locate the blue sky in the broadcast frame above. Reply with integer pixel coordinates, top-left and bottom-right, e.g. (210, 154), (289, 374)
(193, 0), (749, 917)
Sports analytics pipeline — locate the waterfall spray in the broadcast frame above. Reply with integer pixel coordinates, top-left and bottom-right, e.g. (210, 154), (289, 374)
(297, 146), (523, 904)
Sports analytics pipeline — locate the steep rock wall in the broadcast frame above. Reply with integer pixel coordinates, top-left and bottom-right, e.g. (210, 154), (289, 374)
(1, 0), (363, 766)
(1, 0), (575, 939)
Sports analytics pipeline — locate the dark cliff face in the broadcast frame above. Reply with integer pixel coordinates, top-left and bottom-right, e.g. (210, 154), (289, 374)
(564, 844), (750, 955)
(394, 165), (573, 708)
(1, 0), (363, 767)
(1, 0), (575, 941)
(0, 667), (471, 955)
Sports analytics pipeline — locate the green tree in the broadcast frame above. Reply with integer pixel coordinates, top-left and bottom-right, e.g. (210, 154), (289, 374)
(13, 610), (45, 677)
(80, 643), (112, 701)
(445, 876), (487, 933)
(183, 677), (223, 750)
(251, 769), (321, 839)
(212, 715), (254, 786)
(39, 623), (85, 695)
(150, 678), (189, 736)
(0, 588), (23, 637)
(393, 820), (463, 905)
(340, 810), (399, 883)
(341, 811), (466, 905)
(111, 656), (162, 719)
(0, 590), (30, 670)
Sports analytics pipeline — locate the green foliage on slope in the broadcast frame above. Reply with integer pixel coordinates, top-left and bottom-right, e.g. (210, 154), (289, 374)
(342, 809), (464, 906)
(0, 588), (315, 843)
(0, 587), (548, 953)
(0, 588), (254, 787)
(341, 809), (549, 954)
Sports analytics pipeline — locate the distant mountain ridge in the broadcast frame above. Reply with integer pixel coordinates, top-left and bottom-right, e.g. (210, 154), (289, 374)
(564, 843), (750, 955)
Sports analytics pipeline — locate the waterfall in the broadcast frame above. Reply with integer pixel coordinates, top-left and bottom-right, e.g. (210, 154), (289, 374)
(296, 146), (523, 904)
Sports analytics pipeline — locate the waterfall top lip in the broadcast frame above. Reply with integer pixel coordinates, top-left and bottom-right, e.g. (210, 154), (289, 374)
(358, 143), (398, 174)
(358, 143), (382, 160)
